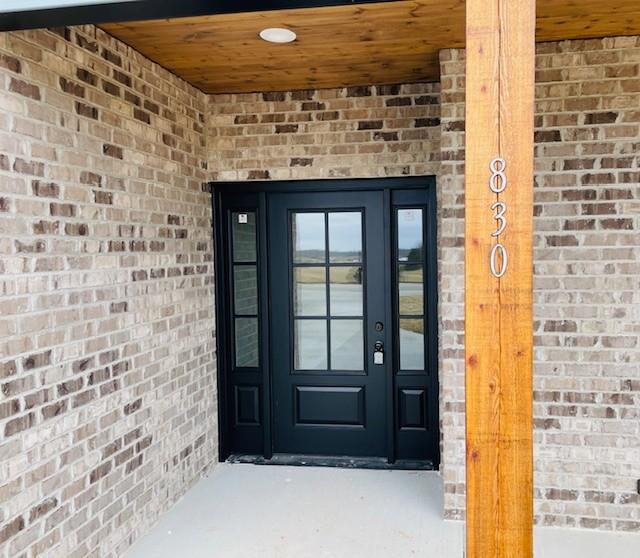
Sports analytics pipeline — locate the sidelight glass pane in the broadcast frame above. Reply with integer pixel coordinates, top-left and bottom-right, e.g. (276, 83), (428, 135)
(235, 318), (259, 368)
(293, 212), (325, 263)
(329, 266), (363, 317)
(397, 209), (423, 261)
(398, 264), (423, 316)
(330, 320), (364, 370)
(232, 211), (256, 263)
(294, 320), (327, 370)
(400, 319), (424, 371)
(294, 267), (326, 316)
(328, 212), (362, 262)
(234, 266), (258, 315)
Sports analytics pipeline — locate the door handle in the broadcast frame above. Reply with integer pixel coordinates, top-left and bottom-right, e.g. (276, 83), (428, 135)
(374, 341), (384, 365)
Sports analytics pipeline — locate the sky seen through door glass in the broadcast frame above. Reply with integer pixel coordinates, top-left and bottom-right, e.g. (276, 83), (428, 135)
(294, 212), (366, 261)
(398, 209), (423, 260)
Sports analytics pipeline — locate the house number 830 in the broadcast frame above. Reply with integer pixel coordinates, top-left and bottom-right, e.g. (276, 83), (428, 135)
(489, 158), (508, 278)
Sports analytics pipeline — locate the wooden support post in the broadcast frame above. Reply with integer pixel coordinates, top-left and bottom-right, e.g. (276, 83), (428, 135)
(465, 0), (535, 557)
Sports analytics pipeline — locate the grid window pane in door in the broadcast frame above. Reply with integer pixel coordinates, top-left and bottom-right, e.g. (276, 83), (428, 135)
(331, 320), (364, 370)
(231, 211), (259, 368)
(234, 266), (258, 315)
(397, 209), (423, 258)
(329, 212), (362, 262)
(232, 212), (257, 262)
(399, 319), (424, 371)
(235, 318), (259, 368)
(294, 267), (326, 317)
(329, 266), (363, 317)
(295, 320), (328, 370)
(398, 264), (423, 316)
(293, 212), (326, 263)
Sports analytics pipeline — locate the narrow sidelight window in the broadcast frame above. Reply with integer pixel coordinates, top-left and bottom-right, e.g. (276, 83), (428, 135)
(396, 209), (426, 371)
(231, 211), (259, 368)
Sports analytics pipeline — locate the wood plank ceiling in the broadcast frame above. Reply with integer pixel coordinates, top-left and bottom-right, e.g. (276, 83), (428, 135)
(101, 0), (640, 93)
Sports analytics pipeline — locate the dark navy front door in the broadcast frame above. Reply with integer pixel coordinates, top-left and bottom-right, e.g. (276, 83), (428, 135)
(269, 191), (388, 457)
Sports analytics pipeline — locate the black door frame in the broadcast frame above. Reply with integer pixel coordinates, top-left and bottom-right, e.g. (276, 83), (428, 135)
(211, 176), (439, 468)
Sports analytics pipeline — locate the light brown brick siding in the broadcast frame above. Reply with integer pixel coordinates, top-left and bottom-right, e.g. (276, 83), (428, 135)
(207, 83), (441, 180)
(0, 26), (216, 557)
(440, 37), (640, 530)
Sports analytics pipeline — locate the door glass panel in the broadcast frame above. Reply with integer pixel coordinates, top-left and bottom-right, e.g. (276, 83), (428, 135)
(397, 207), (426, 372)
(328, 212), (362, 263)
(234, 266), (258, 315)
(235, 318), (259, 368)
(294, 267), (326, 316)
(231, 210), (259, 369)
(293, 213), (326, 263)
(291, 210), (366, 372)
(397, 209), (423, 261)
(329, 266), (363, 317)
(330, 320), (364, 370)
(294, 320), (328, 370)
(400, 319), (424, 371)
(398, 264), (423, 316)
(232, 212), (257, 263)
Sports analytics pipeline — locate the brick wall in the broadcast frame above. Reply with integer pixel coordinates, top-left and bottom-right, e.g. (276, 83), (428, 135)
(439, 36), (640, 530)
(207, 84), (441, 180)
(0, 26), (216, 557)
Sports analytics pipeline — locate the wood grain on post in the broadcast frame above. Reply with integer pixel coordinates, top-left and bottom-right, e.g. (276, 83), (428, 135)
(465, 0), (535, 556)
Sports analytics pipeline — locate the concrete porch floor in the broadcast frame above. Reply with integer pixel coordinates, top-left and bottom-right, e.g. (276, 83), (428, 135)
(125, 463), (640, 558)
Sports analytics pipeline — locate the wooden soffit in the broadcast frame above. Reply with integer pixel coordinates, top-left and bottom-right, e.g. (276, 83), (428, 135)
(101, 0), (640, 93)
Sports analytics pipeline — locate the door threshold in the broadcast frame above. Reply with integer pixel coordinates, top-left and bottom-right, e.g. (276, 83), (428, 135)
(227, 453), (435, 471)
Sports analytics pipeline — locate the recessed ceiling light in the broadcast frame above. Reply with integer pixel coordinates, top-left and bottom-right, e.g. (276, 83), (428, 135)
(259, 28), (297, 44)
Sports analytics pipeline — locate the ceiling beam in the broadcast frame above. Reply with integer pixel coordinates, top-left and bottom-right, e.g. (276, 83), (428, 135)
(0, 0), (393, 32)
